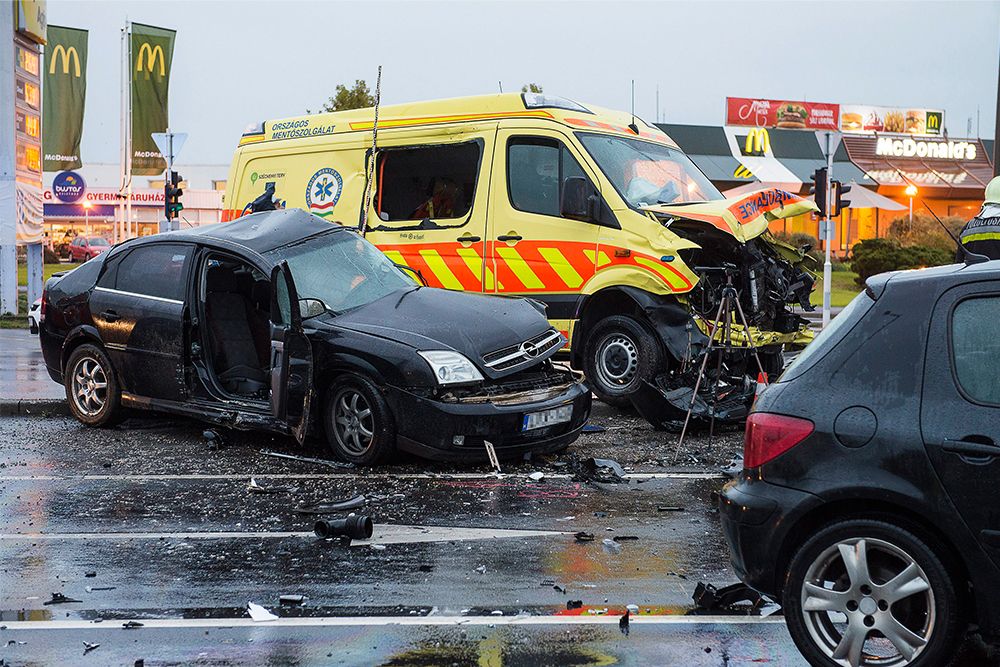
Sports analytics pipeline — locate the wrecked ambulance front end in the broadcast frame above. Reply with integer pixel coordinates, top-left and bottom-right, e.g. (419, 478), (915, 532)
(631, 189), (819, 426)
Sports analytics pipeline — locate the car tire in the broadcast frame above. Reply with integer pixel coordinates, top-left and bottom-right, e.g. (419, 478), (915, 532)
(783, 519), (962, 667)
(64, 343), (123, 427)
(583, 315), (664, 408)
(323, 375), (396, 466)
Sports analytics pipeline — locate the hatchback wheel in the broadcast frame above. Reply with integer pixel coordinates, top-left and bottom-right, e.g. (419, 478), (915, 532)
(583, 315), (663, 408)
(323, 375), (395, 466)
(65, 344), (122, 427)
(784, 519), (961, 667)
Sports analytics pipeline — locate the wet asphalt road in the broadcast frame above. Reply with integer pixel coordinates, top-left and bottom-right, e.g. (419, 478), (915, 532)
(0, 410), (993, 666)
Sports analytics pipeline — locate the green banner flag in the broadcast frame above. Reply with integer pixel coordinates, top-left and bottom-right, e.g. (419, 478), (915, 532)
(43, 25), (87, 171)
(130, 22), (175, 176)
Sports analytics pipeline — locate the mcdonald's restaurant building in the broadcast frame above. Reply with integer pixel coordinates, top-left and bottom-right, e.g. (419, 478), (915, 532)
(658, 123), (996, 256)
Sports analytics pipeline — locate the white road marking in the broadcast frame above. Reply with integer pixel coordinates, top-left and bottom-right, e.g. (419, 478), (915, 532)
(0, 472), (722, 482)
(0, 615), (786, 631)
(0, 524), (569, 546)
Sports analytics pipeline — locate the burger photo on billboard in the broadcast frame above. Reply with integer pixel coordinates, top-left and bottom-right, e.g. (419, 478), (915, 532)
(775, 103), (808, 129)
(905, 110), (926, 134)
(841, 112), (863, 131)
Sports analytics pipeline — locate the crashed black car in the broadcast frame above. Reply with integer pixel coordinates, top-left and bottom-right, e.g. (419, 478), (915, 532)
(39, 209), (591, 464)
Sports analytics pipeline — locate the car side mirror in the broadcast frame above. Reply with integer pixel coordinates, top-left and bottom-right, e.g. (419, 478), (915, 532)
(298, 298), (327, 319)
(561, 177), (597, 222)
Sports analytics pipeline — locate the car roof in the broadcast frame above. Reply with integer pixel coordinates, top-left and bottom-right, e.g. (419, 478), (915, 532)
(145, 208), (346, 254)
(873, 259), (1000, 295)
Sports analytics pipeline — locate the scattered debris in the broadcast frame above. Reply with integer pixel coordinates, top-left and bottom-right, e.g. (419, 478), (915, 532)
(619, 610), (630, 636)
(85, 586), (116, 593)
(418, 565), (434, 573)
(657, 506), (685, 512)
(84, 571), (96, 578)
(692, 581), (767, 613)
(602, 538), (622, 554)
(721, 454), (744, 479)
(122, 621), (144, 629)
(247, 601), (279, 622)
(262, 450), (354, 469)
(527, 472), (545, 482)
(313, 515), (374, 540)
(581, 424), (607, 434)
(203, 429), (226, 450)
(566, 600), (582, 610)
(279, 595), (306, 606)
(574, 532), (595, 542)
(43, 593), (80, 605)
(247, 478), (286, 494)
(475, 565), (487, 575)
(370, 544), (386, 551)
(553, 584), (566, 594)
(626, 604), (639, 614)
(83, 641), (100, 654)
(612, 535), (639, 542)
(296, 495), (366, 514)
(490, 610), (503, 616)
(484, 441), (501, 473)
(575, 457), (627, 484)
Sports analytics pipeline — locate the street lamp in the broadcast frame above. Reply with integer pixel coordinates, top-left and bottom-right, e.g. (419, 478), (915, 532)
(82, 200), (93, 236)
(904, 184), (918, 227)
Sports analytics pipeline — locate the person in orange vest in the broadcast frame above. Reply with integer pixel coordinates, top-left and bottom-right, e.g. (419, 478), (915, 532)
(412, 177), (462, 220)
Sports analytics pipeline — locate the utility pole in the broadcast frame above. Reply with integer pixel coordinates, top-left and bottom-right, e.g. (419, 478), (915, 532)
(822, 132), (834, 327)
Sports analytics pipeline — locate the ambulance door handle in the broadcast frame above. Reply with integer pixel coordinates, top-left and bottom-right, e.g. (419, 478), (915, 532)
(457, 235), (481, 244)
(497, 234), (522, 243)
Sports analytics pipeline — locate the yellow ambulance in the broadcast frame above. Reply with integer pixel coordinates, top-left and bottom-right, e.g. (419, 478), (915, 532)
(223, 93), (816, 408)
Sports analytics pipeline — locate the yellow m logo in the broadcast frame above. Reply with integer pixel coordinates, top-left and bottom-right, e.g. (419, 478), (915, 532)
(136, 42), (165, 77)
(743, 128), (770, 156)
(49, 44), (80, 77)
(734, 164), (755, 179)
(927, 114), (940, 129)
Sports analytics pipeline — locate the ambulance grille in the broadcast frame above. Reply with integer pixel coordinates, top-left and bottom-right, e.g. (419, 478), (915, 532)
(483, 329), (564, 372)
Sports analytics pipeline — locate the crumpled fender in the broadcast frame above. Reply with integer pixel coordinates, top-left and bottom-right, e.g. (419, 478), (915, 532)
(618, 286), (708, 362)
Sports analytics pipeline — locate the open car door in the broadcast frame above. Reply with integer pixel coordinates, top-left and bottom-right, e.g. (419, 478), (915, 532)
(270, 261), (314, 444)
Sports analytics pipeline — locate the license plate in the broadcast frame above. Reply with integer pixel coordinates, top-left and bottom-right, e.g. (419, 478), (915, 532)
(522, 405), (573, 432)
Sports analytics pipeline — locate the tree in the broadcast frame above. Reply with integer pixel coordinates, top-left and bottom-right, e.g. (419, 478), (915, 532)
(521, 83), (543, 93)
(314, 80), (375, 113)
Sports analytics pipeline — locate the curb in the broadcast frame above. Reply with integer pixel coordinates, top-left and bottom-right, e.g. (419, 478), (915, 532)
(0, 399), (69, 417)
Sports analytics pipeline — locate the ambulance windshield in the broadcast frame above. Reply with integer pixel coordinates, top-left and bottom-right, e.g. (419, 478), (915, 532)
(577, 133), (722, 208)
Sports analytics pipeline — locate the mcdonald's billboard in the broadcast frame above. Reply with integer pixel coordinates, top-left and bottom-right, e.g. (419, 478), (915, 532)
(43, 25), (87, 171)
(726, 97), (839, 131)
(131, 22), (176, 175)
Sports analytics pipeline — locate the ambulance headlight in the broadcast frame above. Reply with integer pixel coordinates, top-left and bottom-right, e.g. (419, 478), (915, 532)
(418, 351), (484, 386)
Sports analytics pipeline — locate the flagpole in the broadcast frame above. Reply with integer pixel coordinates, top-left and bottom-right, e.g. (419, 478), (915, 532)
(117, 21), (126, 244)
(125, 21), (133, 239)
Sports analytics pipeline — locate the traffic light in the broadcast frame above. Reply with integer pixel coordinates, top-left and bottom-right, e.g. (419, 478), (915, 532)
(809, 167), (828, 218)
(831, 180), (852, 217)
(164, 171), (184, 220)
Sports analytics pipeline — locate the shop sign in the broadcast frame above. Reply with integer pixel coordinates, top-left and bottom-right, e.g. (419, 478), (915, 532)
(726, 97), (839, 131)
(841, 105), (944, 136)
(875, 137), (977, 161)
(52, 171), (86, 203)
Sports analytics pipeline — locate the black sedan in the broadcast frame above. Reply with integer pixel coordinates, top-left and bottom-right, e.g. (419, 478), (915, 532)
(720, 260), (1000, 666)
(39, 209), (590, 464)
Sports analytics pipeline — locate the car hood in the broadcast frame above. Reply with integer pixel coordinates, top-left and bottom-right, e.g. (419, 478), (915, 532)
(643, 187), (819, 243)
(327, 288), (557, 379)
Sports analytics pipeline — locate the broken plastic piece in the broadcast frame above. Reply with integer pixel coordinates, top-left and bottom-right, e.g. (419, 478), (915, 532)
(85, 586), (116, 593)
(566, 600), (583, 610)
(484, 440), (501, 473)
(296, 495), (366, 514)
(313, 515), (374, 540)
(657, 506), (685, 512)
(279, 595), (306, 606)
(692, 581), (765, 613)
(43, 592), (81, 605)
(262, 450), (354, 469)
(84, 571), (96, 578)
(626, 604), (639, 614)
(527, 472), (545, 481)
(602, 538), (622, 554)
(203, 429), (226, 450)
(83, 641), (100, 654)
(122, 621), (144, 629)
(247, 601), (279, 622)
(612, 535), (639, 542)
(582, 424), (607, 433)
(574, 532), (595, 542)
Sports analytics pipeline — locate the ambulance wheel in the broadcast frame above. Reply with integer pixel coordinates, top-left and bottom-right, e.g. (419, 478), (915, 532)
(584, 315), (663, 408)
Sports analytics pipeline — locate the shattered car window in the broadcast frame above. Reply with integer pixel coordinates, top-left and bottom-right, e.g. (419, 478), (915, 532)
(577, 132), (722, 207)
(266, 231), (416, 314)
(952, 295), (1000, 405)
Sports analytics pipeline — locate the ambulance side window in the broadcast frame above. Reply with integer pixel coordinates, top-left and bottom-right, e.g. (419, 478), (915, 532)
(375, 141), (481, 222)
(507, 137), (594, 222)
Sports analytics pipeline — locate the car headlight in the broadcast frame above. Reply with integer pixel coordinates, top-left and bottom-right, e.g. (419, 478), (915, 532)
(417, 350), (484, 385)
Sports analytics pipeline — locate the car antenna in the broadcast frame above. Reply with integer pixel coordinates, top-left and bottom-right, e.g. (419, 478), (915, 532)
(920, 200), (990, 265)
(359, 65), (382, 237)
(628, 79), (639, 135)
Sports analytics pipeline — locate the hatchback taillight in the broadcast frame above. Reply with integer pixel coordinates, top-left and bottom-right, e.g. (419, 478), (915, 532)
(744, 412), (814, 468)
(40, 289), (47, 322)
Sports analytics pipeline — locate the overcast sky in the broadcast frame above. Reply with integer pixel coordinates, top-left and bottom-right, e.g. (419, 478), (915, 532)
(48, 0), (1000, 168)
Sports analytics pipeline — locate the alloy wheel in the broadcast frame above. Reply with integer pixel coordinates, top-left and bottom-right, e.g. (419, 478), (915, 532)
(595, 333), (639, 390)
(332, 388), (374, 455)
(800, 537), (935, 667)
(71, 357), (108, 417)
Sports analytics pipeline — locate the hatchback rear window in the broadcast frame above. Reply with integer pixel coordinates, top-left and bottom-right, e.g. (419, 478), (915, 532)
(779, 290), (875, 382)
(951, 295), (1000, 405)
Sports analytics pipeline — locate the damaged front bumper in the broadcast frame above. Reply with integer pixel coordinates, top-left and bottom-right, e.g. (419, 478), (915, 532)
(384, 370), (592, 462)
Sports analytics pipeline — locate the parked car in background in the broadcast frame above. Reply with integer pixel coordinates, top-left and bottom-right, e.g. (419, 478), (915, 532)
(27, 298), (42, 334)
(39, 209), (590, 465)
(68, 236), (110, 262)
(720, 261), (1000, 666)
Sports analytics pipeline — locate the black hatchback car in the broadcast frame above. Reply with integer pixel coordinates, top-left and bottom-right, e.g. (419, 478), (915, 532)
(39, 209), (590, 465)
(720, 261), (1000, 666)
